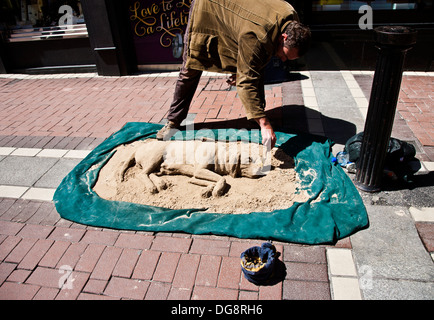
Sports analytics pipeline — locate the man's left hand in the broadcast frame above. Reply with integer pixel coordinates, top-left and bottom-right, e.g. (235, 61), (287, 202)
(226, 74), (236, 86)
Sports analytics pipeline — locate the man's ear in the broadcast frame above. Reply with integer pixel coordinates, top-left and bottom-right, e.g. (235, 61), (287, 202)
(280, 33), (288, 43)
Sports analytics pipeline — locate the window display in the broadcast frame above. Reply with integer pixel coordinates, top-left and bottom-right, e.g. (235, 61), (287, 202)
(127, 0), (191, 65)
(0, 0), (87, 42)
(312, 0), (432, 11)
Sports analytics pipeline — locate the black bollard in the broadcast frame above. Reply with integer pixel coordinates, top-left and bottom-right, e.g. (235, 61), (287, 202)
(355, 26), (417, 193)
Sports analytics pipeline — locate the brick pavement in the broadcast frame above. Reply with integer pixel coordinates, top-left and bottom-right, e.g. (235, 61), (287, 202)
(0, 198), (348, 300)
(0, 71), (433, 300)
(0, 72), (432, 158)
(354, 73), (434, 161)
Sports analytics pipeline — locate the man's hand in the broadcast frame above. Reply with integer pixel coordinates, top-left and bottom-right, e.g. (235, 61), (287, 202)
(254, 117), (276, 150)
(226, 74), (236, 86)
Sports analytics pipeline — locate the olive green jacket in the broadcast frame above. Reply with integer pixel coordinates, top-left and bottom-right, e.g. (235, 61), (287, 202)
(185, 0), (299, 119)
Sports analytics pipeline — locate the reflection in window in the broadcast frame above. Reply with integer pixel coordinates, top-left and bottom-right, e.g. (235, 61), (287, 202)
(0, 0), (88, 42)
(312, 0), (432, 11)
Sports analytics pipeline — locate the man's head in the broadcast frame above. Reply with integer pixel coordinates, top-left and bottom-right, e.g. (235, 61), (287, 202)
(276, 21), (311, 62)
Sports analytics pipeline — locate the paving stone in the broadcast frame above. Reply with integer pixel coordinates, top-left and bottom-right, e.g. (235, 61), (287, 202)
(144, 281), (171, 300)
(90, 246), (122, 281)
(352, 205), (434, 282)
(0, 147), (15, 155)
(326, 248), (357, 277)
(0, 198), (17, 217)
(167, 286), (192, 300)
(131, 249), (160, 280)
(189, 238), (230, 256)
(217, 256), (241, 290)
(351, 205), (434, 300)
(7, 269), (32, 282)
(112, 248), (141, 278)
(56, 242), (88, 269)
(283, 244), (326, 263)
(36, 149), (68, 158)
(0, 186), (28, 199)
(191, 286), (239, 300)
(48, 227), (86, 243)
(21, 188), (56, 202)
(77, 292), (119, 300)
(34, 158), (81, 188)
(75, 244), (106, 273)
(282, 280), (331, 300)
(38, 241), (71, 268)
(11, 148), (41, 157)
(415, 222), (434, 252)
(80, 230), (119, 246)
(83, 279), (108, 295)
(26, 266), (63, 288)
(330, 277), (362, 300)
(285, 262), (329, 282)
(151, 236), (191, 253)
(10, 200), (42, 222)
(104, 276), (149, 300)
(152, 252), (180, 283)
(0, 220), (25, 236)
(5, 238), (37, 264)
(64, 150), (91, 159)
(172, 253), (200, 289)
(0, 262), (17, 284)
(26, 202), (58, 225)
(16, 224), (54, 240)
(18, 239), (54, 270)
(33, 287), (59, 300)
(0, 156), (58, 187)
(361, 278), (434, 300)
(114, 233), (154, 250)
(55, 271), (90, 300)
(410, 207), (434, 222)
(195, 254), (221, 287)
(259, 281), (282, 300)
(0, 236), (21, 261)
(0, 282), (40, 300)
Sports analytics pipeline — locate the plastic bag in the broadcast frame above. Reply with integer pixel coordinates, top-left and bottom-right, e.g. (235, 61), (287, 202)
(240, 242), (277, 285)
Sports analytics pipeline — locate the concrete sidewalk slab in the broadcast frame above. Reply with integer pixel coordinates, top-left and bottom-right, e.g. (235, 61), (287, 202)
(0, 156), (58, 187)
(34, 158), (81, 189)
(351, 205), (434, 299)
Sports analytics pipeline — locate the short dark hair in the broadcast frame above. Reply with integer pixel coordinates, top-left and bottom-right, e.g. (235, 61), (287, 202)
(283, 21), (311, 57)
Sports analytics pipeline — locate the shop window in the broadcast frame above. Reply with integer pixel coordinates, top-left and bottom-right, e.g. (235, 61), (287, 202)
(312, 0), (432, 11)
(0, 0), (88, 42)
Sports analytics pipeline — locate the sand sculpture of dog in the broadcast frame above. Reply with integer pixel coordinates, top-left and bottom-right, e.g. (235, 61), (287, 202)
(117, 139), (270, 198)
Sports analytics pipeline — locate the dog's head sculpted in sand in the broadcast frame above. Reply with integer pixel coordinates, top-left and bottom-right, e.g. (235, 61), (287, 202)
(117, 139), (271, 198)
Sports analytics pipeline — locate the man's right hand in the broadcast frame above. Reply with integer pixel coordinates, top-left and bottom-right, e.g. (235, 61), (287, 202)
(254, 117), (276, 150)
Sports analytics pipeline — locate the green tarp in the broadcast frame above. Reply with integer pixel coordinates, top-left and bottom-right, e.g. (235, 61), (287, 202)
(53, 122), (368, 244)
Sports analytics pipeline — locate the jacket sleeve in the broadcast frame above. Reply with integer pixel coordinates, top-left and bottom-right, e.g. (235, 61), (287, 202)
(236, 33), (270, 120)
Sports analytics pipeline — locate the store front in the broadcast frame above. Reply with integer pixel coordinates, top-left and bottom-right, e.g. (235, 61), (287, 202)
(123, 0), (434, 72)
(0, 0), (95, 73)
(0, 0), (433, 75)
(302, 0), (434, 71)
(127, 0), (189, 69)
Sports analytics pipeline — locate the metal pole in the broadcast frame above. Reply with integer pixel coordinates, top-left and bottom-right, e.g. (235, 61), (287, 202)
(355, 26), (417, 193)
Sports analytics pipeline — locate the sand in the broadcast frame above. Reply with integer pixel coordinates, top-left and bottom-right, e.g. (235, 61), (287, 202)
(93, 139), (308, 214)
